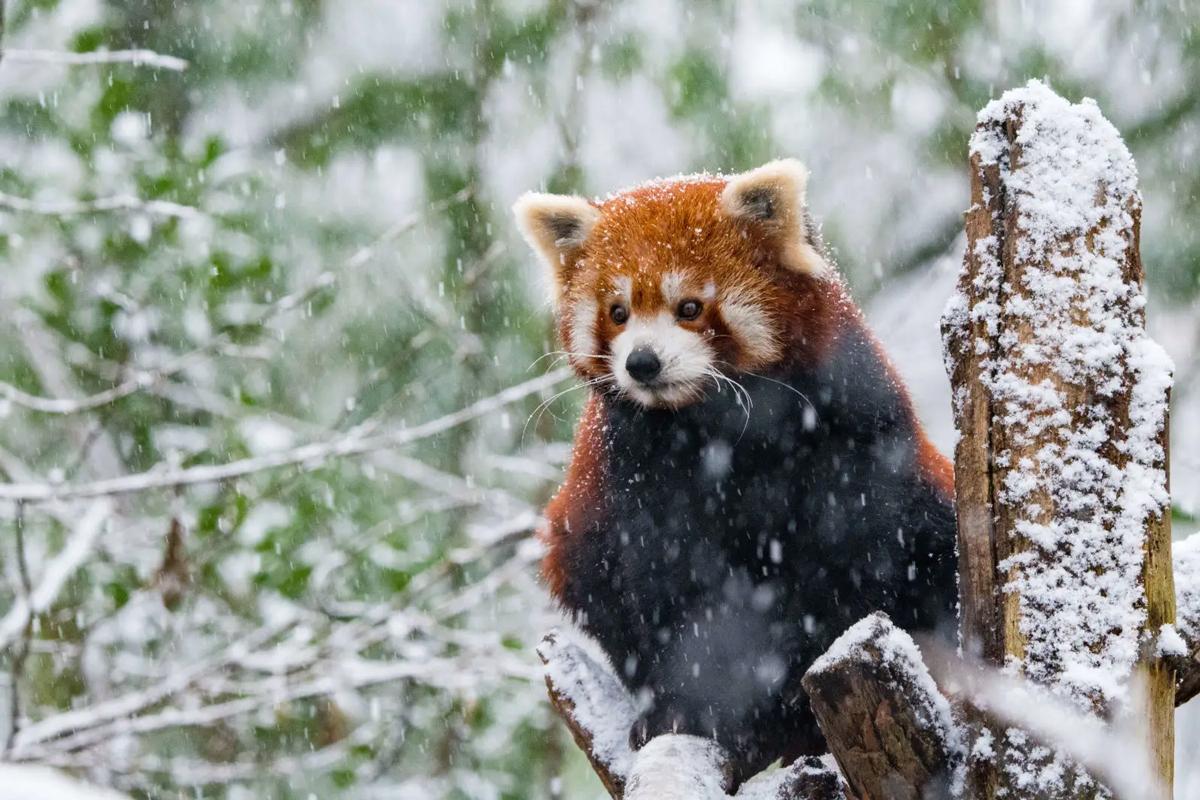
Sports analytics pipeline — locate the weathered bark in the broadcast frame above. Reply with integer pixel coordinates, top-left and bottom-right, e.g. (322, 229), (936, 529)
(942, 82), (1175, 797)
(802, 613), (958, 800)
(538, 630), (845, 799)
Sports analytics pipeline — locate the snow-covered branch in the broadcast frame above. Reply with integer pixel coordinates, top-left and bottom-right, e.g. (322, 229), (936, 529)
(3, 48), (188, 70)
(0, 501), (111, 652)
(801, 613), (962, 800)
(0, 189), (469, 418)
(0, 191), (201, 219)
(0, 368), (570, 503)
(0, 272), (335, 416)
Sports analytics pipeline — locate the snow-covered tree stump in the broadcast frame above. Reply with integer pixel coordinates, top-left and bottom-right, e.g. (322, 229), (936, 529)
(942, 80), (1177, 797)
(802, 614), (961, 800)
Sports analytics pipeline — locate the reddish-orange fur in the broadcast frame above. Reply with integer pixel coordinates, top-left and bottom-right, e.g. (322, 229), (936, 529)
(541, 176), (952, 603)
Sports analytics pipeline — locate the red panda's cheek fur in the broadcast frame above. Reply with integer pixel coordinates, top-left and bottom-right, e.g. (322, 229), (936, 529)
(555, 275), (612, 382)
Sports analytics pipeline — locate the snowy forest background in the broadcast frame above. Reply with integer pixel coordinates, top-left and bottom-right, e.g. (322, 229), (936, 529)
(0, 1), (1198, 798)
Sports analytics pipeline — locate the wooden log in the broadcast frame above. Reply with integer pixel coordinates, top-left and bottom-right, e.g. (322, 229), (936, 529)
(801, 613), (960, 800)
(942, 80), (1176, 797)
(538, 629), (846, 799)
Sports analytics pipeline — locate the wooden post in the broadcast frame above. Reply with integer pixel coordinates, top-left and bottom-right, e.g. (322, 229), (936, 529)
(942, 80), (1176, 797)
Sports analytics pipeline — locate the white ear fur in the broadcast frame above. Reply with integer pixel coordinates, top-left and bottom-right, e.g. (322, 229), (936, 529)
(512, 192), (600, 297)
(719, 159), (829, 277)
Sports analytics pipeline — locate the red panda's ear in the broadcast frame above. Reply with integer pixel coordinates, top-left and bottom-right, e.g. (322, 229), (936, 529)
(720, 159), (830, 278)
(512, 192), (600, 301)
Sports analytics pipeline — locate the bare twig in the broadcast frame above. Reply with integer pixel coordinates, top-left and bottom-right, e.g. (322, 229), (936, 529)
(3, 48), (187, 70)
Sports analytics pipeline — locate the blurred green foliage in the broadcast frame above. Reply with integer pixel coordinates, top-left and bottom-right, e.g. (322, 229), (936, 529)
(0, 1), (1198, 798)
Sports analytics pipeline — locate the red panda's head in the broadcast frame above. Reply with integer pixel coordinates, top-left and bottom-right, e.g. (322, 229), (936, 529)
(514, 159), (837, 409)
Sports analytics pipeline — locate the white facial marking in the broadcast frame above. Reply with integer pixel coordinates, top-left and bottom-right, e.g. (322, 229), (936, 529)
(720, 290), (781, 366)
(613, 275), (633, 302)
(660, 272), (686, 307)
(701, 281), (717, 301)
(568, 296), (598, 364)
(611, 312), (714, 408)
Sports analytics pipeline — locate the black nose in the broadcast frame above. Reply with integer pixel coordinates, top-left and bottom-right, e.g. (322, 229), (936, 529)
(625, 348), (662, 384)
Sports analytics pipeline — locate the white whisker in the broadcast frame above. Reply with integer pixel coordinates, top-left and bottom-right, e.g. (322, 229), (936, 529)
(521, 375), (612, 444)
(528, 350), (612, 371)
(743, 371), (818, 420)
(703, 367), (752, 440)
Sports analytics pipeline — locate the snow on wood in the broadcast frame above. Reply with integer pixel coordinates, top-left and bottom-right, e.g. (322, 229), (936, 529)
(802, 612), (962, 800)
(1174, 533), (1200, 705)
(538, 629), (637, 797)
(623, 735), (733, 800)
(943, 79), (1176, 795)
(735, 757), (845, 800)
(538, 629), (845, 799)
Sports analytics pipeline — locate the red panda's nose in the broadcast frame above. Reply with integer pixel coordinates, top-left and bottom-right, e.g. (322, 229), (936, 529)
(625, 348), (662, 384)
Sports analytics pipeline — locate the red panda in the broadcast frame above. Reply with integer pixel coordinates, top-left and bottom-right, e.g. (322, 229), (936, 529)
(514, 160), (957, 786)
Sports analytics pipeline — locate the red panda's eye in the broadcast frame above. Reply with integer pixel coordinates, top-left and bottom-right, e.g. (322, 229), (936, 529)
(610, 304), (629, 325)
(677, 300), (702, 320)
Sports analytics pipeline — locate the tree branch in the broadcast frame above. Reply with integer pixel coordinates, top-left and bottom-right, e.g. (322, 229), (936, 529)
(0, 191), (201, 219)
(3, 48), (187, 70)
(0, 188), (469, 416)
(0, 368), (571, 503)
(0, 501), (111, 653)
